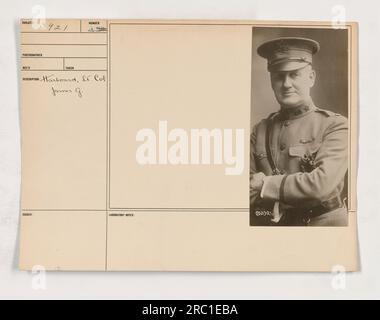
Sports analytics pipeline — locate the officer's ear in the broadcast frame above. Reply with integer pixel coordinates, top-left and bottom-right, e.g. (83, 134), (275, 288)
(309, 68), (316, 88)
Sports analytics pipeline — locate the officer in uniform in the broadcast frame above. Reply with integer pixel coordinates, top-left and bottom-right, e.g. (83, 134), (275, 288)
(250, 37), (348, 226)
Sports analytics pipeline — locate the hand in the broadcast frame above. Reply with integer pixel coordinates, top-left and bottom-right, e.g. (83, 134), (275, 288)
(250, 172), (266, 192)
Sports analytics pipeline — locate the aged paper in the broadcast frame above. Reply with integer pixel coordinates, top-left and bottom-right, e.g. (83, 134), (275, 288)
(19, 19), (358, 271)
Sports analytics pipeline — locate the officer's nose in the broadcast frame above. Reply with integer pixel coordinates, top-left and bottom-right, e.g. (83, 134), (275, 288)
(282, 74), (292, 89)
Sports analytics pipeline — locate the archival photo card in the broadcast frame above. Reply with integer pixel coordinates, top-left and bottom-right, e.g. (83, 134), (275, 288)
(19, 20), (358, 272)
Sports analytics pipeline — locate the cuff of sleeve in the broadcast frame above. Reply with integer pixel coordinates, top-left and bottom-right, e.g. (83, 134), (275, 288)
(260, 175), (286, 201)
(271, 201), (283, 223)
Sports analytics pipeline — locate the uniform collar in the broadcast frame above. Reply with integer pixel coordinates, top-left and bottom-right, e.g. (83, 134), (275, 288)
(279, 100), (316, 120)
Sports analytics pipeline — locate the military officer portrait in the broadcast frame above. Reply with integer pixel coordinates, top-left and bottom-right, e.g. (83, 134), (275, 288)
(250, 31), (349, 227)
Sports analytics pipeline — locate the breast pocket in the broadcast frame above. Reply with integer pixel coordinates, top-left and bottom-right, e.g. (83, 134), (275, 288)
(288, 142), (321, 173)
(289, 139), (321, 155)
(288, 145), (309, 158)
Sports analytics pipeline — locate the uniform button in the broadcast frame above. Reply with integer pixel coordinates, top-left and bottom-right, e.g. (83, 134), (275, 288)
(280, 143), (286, 151)
(284, 121), (290, 127)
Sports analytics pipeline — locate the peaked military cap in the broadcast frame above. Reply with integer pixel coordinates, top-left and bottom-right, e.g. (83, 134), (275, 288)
(257, 37), (320, 72)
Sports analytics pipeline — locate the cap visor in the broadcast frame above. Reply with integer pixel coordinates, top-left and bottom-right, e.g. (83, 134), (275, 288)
(269, 61), (310, 72)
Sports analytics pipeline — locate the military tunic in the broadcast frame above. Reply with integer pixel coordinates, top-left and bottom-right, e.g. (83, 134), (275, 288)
(250, 103), (348, 226)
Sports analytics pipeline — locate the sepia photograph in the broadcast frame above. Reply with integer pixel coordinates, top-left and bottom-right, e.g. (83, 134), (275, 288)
(250, 27), (349, 227)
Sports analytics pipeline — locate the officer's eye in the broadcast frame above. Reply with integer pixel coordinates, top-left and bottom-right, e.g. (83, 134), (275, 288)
(290, 71), (300, 78)
(272, 73), (284, 80)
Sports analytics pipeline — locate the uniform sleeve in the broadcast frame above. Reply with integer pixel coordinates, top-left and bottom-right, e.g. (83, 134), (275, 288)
(260, 115), (348, 204)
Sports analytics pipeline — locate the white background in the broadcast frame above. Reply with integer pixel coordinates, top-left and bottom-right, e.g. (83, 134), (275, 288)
(0, 0), (379, 300)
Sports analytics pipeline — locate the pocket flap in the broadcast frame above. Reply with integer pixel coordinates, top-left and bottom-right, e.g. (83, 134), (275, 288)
(289, 145), (307, 157)
(289, 143), (321, 157)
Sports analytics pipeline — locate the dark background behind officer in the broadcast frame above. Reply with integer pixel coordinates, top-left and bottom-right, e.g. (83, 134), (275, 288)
(251, 27), (349, 121)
